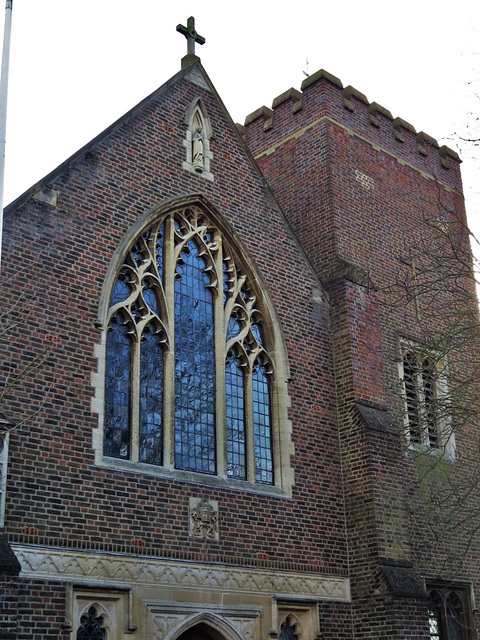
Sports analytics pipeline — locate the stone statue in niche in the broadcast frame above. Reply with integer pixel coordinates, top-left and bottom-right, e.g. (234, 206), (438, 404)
(192, 125), (204, 172)
(190, 498), (218, 539)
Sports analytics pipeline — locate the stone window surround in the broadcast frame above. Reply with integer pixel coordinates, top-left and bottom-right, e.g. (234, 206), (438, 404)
(398, 337), (454, 460)
(91, 195), (294, 497)
(426, 579), (475, 640)
(66, 584), (136, 636)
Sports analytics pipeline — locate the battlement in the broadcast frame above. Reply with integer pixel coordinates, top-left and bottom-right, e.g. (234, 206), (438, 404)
(242, 68), (461, 189)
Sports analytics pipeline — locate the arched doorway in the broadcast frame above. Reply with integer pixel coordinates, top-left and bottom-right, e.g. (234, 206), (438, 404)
(177, 624), (226, 640)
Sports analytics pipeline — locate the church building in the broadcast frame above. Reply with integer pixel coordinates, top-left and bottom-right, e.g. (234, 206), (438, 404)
(0, 17), (479, 640)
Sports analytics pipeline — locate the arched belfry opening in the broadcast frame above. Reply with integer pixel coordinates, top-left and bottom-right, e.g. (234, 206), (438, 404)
(182, 98), (214, 180)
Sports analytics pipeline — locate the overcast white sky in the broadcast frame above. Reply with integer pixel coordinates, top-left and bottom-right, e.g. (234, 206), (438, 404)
(1, 0), (479, 232)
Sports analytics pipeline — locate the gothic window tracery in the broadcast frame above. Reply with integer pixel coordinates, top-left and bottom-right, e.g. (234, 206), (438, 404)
(103, 205), (274, 484)
(77, 606), (107, 640)
(279, 616), (300, 640)
(428, 588), (470, 640)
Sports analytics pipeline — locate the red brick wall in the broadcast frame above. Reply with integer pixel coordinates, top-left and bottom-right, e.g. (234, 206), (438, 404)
(0, 66), (348, 626)
(245, 70), (479, 637)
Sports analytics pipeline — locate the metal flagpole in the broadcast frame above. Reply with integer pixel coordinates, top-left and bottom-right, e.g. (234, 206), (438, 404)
(0, 0), (13, 271)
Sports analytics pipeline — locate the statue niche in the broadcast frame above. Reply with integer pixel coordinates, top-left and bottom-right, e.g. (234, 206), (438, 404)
(182, 99), (213, 180)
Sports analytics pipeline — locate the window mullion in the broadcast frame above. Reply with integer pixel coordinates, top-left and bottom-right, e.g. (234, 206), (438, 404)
(131, 334), (140, 462)
(163, 215), (176, 469)
(215, 235), (226, 477)
(245, 365), (255, 483)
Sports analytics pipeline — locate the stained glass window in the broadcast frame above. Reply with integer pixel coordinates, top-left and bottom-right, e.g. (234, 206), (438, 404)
(174, 241), (216, 473)
(77, 607), (106, 640)
(103, 205), (276, 485)
(226, 352), (246, 479)
(104, 314), (131, 459)
(139, 324), (163, 465)
(253, 362), (273, 484)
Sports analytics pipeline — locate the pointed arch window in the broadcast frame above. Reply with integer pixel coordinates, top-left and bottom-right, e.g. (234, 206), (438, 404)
(103, 205), (275, 485)
(427, 586), (472, 640)
(77, 606), (107, 640)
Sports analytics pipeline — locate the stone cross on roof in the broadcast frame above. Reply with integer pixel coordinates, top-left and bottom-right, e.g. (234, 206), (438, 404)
(176, 17), (205, 66)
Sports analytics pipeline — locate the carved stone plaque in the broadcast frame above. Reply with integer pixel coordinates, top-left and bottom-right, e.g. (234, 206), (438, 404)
(189, 497), (219, 540)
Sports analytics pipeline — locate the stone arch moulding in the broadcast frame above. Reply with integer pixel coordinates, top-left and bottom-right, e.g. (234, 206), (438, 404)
(168, 612), (245, 640)
(182, 98), (214, 180)
(76, 601), (113, 635)
(279, 613), (304, 640)
(91, 194), (294, 496)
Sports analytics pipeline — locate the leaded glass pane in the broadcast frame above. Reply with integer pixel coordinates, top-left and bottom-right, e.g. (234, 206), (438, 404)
(142, 280), (159, 316)
(174, 240), (216, 474)
(252, 362), (273, 484)
(104, 314), (131, 459)
(109, 271), (130, 306)
(447, 593), (464, 640)
(131, 230), (150, 266)
(251, 321), (263, 346)
(428, 592), (443, 640)
(139, 324), (163, 465)
(227, 314), (241, 340)
(77, 607), (106, 640)
(226, 353), (246, 479)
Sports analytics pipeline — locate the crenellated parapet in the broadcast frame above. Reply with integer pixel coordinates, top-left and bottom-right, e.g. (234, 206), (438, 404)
(242, 68), (462, 191)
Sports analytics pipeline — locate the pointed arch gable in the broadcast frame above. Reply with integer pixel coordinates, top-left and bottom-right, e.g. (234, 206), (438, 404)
(91, 195), (294, 496)
(168, 613), (244, 640)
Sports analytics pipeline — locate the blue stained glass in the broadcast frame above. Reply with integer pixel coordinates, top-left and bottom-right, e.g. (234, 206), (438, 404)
(131, 231), (150, 266)
(139, 325), (163, 465)
(251, 322), (263, 345)
(252, 363), (273, 484)
(110, 272), (130, 306)
(226, 354), (246, 479)
(131, 300), (144, 323)
(174, 241), (216, 474)
(142, 281), (159, 315)
(104, 315), (131, 459)
(227, 316), (241, 340)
